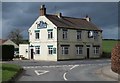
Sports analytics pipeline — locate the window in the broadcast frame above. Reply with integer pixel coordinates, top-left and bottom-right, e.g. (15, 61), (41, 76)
(77, 31), (81, 40)
(35, 30), (40, 39)
(94, 31), (98, 39)
(35, 32), (40, 39)
(76, 46), (83, 55)
(48, 29), (53, 39)
(94, 47), (99, 54)
(35, 46), (40, 54)
(48, 47), (53, 54)
(48, 45), (56, 55)
(63, 29), (67, 39)
(62, 46), (69, 55)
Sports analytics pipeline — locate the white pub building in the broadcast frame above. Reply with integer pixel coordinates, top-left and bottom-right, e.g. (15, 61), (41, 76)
(19, 5), (102, 61)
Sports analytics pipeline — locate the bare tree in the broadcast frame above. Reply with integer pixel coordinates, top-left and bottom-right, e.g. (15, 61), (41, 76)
(8, 28), (23, 45)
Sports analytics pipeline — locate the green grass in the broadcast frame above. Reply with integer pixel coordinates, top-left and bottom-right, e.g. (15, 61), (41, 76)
(102, 40), (119, 53)
(2, 63), (21, 82)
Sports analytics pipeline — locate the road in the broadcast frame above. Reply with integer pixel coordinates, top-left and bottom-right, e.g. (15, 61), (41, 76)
(4, 59), (117, 81)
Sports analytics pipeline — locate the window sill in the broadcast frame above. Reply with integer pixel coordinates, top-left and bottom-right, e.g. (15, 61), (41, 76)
(35, 39), (40, 41)
(48, 54), (54, 55)
(35, 54), (40, 55)
(48, 38), (54, 40)
(63, 39), (68, 40)
(62, 54), (68, 55)
(77, 39), (82, 41)
(76, 54), (83, 55)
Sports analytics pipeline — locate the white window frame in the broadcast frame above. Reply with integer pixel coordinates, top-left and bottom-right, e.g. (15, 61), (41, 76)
(94, 47), (99, 54)
(62, 46), (69, 55)
(77, 31), (81, 40)
(35, 32), (40, 39)
(63, 29), (67, 39)
(35, 46), (40, 54)
(76, 46), (83, 55)
(48, 30), (53, 39)
(48, 47), (53, 55)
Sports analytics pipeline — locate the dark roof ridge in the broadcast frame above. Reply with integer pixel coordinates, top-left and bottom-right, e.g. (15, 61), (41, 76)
(46, 14), (102, 31)
(46, 14), (84, 20)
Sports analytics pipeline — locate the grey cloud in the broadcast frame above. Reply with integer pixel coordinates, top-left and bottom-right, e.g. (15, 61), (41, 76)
(2, 2), (118, 39)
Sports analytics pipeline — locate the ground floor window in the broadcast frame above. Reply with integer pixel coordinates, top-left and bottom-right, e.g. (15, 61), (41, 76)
(94, 47), (99, 54)
(48, 47), (53, 55)
(76, 46), (83, 55)
(48, 45), (56, 55)
(35, 46), (40, 54)
(62, 46), (69, 55)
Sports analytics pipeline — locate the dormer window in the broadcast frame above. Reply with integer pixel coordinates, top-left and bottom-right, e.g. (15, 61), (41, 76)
(37, 21), (47, 29)
(88, 31), (94, 38)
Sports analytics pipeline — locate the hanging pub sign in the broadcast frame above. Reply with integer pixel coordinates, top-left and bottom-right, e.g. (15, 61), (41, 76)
(88, 31), (94, 38)
(37, 21), (47, 29)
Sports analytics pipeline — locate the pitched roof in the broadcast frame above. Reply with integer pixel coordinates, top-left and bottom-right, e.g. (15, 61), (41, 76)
(0, 39), (7, 45)
(46, 14), (102, 31)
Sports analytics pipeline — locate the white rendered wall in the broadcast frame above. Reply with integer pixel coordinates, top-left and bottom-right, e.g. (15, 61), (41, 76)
(28, 16), (57, 61)
(19, 44), (30, 59)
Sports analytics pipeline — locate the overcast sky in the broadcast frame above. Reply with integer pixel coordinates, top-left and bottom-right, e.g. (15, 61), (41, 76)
(1, 2), (119, 39)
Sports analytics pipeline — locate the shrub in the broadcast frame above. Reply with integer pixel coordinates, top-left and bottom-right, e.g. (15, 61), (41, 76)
(101, 52), (111, 58)
(111, 43), (120, 74)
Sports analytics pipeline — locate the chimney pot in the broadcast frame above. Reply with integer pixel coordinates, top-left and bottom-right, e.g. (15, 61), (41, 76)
(57, 12), (62, 18)
(85, 15), (91, 22)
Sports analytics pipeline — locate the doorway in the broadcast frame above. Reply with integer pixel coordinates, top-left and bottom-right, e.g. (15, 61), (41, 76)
(87, 48), (90, 59)
(31, 49), (34, 59)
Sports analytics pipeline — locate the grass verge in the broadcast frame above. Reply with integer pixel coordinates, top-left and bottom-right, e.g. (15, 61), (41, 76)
(2, 63), (22, 82)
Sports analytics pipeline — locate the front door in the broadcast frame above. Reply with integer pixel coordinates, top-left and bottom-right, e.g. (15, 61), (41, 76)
(31, 49), (34, 59)
(87, 48), (90, 59)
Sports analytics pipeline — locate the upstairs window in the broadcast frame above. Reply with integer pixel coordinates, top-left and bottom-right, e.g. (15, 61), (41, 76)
(77, 30), (81, 40)
(94, 31), (98, 39)
(63, 29), (68, 39)
(48, 29), (53, 39)
(35, 30), (40, 39)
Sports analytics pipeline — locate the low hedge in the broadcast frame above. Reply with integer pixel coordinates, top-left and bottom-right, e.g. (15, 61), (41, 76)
(0, 45), (14, 61)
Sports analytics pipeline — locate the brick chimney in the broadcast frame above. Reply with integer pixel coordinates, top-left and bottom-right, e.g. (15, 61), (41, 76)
(40, 5), (46, 16)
